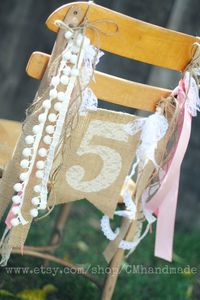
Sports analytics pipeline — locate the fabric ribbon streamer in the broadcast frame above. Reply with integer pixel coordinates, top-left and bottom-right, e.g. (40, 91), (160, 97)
(145, 72), (199, 261)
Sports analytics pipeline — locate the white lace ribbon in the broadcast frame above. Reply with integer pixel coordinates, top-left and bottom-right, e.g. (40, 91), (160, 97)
(100, 215), (120, 241)
(79, 44), (104, 115)
(124, 108), (168, 174)
(185, 72), (200, 117)
(79, 88), (98, 116)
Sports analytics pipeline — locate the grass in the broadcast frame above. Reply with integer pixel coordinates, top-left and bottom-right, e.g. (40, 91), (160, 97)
(0, 200), (200, 300)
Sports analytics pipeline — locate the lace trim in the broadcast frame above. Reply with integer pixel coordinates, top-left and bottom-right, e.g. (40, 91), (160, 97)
(184, 72), (200, 117)
(79, 44), (103, 115)
(124, 108), (168, 175)
(79, 88), (98, 116)
(100, 215), (120, 241)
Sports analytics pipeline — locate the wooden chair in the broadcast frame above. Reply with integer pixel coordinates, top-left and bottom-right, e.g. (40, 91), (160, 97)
(1, 2), (198, 299)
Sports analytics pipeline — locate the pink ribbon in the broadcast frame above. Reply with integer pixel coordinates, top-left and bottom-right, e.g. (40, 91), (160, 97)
(5, 207), (16, 229)
(145, 77), (192, 261)
(5, 189), (23, 229)
(5, 190), (25, 254)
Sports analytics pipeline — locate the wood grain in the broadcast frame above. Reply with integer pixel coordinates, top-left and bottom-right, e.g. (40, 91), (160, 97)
(26, 51), (171, 112)
(46, 1), (198, 71)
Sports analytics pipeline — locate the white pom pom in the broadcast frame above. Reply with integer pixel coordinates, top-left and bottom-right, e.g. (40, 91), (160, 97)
(34, 185), (41, 193)
(20, 159), (29, 169)
(54, 102), (62, 112)
(38, 113), (46, 123)
(35, 170), (44, 178)
(32, 125), (41, 134)
(31, 197), (40, 206)
(64, 31), (73, 40)
(30, 208), (38, 217)
(51, 76), (60, 87)
(12, 195), (21, 204)
(63, 66), (71, 75)
(10, 218), (20, 227)
(49, 89), (57, 99)
(42, 100), (51, 109)
(43, 135), (52, 145)
(70, 54), (78, 65)
(36, 160), (45, 170)
(13, 183), (23, 192)
(48, 113), (57, 123)
(22, 148), (31, 157)
(60, 75), (69, 85)
(57, 92), (65, 102)
(45, 125), (54, 134)
(38, 148), (47, 157)
(20, 172), (28, 181)
(25, 135), (34, 145)
(12, 206), (20, 215)
(62, 51), (72, 61)
(70, 68), (79, 77)
(40, 202), (47, 210)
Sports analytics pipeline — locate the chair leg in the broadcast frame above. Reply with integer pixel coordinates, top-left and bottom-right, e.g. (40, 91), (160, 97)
(101, 203), (142, 300)
(44, 203), (71, 265)
(101, 249), (124, 300)
(48, 203), (72, 249)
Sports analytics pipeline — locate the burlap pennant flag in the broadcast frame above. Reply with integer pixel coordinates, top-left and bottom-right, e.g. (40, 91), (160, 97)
(48, 109), (140, 217)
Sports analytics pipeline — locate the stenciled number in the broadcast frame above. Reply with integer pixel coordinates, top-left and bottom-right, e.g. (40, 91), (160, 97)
(66, 119), (129, 193)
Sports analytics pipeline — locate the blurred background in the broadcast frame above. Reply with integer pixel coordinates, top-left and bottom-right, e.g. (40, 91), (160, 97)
(0, 0), (200, 299)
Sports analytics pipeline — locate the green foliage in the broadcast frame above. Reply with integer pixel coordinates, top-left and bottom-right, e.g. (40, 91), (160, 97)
(0, 289), (16, 298)
(16, 284), (57, 300)
(0, 284), (57, 300)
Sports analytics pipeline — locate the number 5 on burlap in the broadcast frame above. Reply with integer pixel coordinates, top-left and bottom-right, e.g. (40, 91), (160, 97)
(66, 119), (129, 193)
(48, 109), (139, 217)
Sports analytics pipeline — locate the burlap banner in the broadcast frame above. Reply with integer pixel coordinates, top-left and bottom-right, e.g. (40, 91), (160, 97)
(48, 108), (140, 217)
